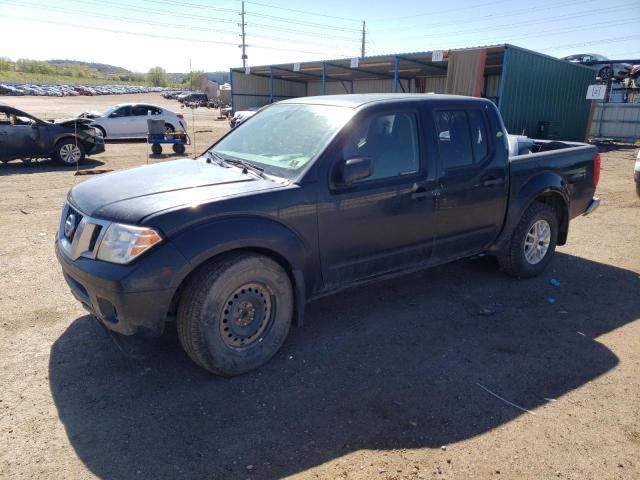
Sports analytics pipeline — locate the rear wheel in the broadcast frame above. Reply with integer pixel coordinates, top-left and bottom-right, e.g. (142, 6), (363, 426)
(54, 139), (85, 166)
(598, 66), (612, 83)
(172, 143), (186, 154)
(177, 253), (294, 376)
(498, 203), (558, 278)
(151, 143), (163, 155)
(165, 123), (175, 134)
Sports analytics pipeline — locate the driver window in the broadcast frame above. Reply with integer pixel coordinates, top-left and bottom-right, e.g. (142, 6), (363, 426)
(342, 112), (420, 181)
(0, 111), (11, 125)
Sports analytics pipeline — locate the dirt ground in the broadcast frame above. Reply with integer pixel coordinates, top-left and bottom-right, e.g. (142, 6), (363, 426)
(0, 94), (639, 480)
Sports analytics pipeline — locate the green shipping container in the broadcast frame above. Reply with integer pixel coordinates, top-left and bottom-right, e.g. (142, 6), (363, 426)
(498, 45), (595, 142)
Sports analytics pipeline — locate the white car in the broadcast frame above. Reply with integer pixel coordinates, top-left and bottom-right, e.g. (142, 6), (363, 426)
(87, 103), (187, 138)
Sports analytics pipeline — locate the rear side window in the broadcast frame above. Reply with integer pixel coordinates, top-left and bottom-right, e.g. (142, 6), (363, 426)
(132, 105), (161, 116)
(434, 110), (473, 169)
(435, 109), (489, 170)
(343, 112), (420, 181)
(468, 109), (488, 162)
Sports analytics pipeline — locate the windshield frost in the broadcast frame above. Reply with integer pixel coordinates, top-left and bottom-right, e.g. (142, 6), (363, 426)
(211, 104), (354, 177)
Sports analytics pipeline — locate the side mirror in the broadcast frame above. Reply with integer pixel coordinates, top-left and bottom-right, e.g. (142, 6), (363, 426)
(336, 157), (373, 186)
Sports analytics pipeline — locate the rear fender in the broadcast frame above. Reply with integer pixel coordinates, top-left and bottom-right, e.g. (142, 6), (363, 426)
(489, 172), (570, 252)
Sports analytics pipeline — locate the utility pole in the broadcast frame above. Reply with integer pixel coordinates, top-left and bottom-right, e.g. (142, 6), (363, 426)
(240, 1), (248, 69)
(361, 21), (366, 58)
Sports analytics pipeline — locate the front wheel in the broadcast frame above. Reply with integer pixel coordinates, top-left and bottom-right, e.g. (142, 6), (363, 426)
(54, 139), (85, 166)
(177, 253), (294, 376)
(498, 203), (558, 278)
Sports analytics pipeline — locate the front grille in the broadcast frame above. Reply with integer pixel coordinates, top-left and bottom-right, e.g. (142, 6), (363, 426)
(64, 206), (83, 242)
(58, 202), (110, 261)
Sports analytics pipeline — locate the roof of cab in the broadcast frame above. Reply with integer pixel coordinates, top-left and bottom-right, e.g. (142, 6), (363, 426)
(277, 93), (491, 108)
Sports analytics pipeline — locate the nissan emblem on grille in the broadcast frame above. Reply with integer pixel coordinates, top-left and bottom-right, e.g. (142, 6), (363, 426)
(64, 213), (77, 239)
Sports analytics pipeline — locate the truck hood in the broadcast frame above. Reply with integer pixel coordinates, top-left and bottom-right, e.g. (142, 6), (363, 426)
(68, 158), (284, 224)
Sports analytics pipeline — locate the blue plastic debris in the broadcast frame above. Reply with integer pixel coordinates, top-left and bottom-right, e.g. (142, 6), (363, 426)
(550, 278), (561, 287)
(547, 296), (557, 304)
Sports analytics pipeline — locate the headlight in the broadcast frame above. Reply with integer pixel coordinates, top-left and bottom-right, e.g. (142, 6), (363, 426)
(96, 223), (162, 264)
(94, 128), (103, 137)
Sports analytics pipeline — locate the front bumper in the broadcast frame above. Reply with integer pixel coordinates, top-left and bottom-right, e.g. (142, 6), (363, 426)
(55, 235), (188, 336)
(85, 136), (105, 156)
(583, 196), (600, 216)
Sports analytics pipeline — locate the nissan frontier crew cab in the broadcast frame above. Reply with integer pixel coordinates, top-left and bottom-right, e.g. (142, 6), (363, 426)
(55, 94), (600, 376)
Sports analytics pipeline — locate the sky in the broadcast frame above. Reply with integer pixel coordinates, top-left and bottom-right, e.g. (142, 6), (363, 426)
(0, 0), (639, 73)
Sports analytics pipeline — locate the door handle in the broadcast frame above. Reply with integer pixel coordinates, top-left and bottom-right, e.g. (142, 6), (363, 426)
(411, 185), (442, 200)
(477, 177), (505, 187)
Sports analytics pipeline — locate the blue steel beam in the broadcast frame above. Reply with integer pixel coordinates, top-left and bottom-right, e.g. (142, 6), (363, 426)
(395, 55), (447, 70)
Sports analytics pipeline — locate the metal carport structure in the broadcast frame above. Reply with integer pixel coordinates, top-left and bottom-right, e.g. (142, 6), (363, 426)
(230, 44), (595, 141)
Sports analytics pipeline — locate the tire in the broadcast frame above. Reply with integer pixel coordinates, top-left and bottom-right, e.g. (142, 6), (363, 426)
(172, 143), (186, 154)
(598, 66), (612, 83)
(165, 123), (175, 134)
(54, 139), (85, 166)
(151, 143), (163, 155)
(636, 182), (640, 199)
(498, 203), (558, 278)
(177, 253), (294, 376)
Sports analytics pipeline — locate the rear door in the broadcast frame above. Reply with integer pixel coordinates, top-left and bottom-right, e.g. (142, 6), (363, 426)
(131, 105), (158, 135)
(430, 105), (508, 259)
(317, 105), (439, 288)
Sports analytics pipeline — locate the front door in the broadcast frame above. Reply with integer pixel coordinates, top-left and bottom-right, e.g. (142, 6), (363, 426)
(0, 109), (48, 159)
(318, 107), (439, 288)
(106, 105), (132, 137)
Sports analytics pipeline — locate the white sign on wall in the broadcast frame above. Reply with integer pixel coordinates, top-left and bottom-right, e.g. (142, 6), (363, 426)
(245, 66), (251, 75)
(432, 50), (444, 62)
(293, 63), (300, 72)
(350, 57), (359, 68)
(586, 84), (606, 100)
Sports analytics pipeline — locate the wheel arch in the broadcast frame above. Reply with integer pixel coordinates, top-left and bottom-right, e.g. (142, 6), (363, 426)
(168, 245), (307, 328)
(490, 172), (570, 252)
(165, 216), (313, 327)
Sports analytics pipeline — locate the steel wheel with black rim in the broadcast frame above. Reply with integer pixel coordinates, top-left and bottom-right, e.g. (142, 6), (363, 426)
(54, 139), (85, 166)
(498, 202), (558, 278)
(177, 253), (294, 376)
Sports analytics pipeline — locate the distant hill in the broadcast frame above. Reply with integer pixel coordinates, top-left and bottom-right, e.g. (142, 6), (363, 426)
(47, 60), (130, 75)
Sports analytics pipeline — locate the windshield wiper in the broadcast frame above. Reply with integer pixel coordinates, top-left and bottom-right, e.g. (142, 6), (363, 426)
(205, 151), (226, 165)
(221, 157), (266, 178)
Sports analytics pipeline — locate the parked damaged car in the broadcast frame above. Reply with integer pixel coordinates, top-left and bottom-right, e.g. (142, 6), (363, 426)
(562, 54), (631, 82)
(0, 104), (105, 165)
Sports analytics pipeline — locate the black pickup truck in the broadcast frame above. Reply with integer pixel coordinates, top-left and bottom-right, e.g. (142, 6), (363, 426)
(55, 94), (600, 375)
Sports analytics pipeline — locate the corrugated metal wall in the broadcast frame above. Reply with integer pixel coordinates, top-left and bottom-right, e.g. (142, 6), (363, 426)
(484, 74), (501, 103)
(590, 104), (640, 141)
(499, 47), (595, 141)
(423, 76), (447, 93)
(231, 71), (306, 112)
(306, 78), (413, 96)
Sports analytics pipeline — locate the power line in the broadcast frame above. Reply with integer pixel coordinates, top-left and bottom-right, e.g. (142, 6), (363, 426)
(245, 11), (361, 33)
(1, 14), (350, 58)
(367, 0), (512, 22)
(375, 0), (599, 32)
(443, 17), (640, 50)
(240, 0), (362, 23)
(7, 0), (361, 45)
(409, 3), (635, 41)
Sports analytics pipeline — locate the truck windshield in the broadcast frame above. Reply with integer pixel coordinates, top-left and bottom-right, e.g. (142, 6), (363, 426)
(211, 103), (354, 178)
